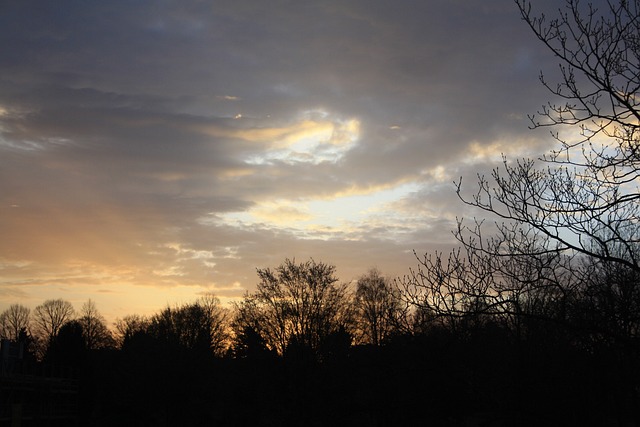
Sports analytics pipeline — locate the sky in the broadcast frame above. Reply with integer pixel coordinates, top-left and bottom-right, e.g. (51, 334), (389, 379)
(0, 0), (563, 324)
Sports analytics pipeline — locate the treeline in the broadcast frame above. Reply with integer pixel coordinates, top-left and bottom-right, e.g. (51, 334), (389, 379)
(0, 261), (407, 361)
(2, 255), (639, 426)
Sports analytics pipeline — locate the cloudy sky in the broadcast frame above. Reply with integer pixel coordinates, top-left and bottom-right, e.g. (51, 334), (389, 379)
(0, 0), (563, 322)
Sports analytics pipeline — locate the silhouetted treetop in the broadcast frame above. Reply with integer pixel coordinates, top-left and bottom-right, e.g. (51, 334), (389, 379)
(232, 258), (352, 357)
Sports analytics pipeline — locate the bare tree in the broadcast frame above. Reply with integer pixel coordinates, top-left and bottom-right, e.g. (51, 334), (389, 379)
(354, 269), (404, 345)
(113, 314), (149, 348)
(457, 0), (640, 271)
(573, 235), (640, 344)
(399, 223), (581, 339)
(0, 304), (31, 341)
(195, 292), (230, 356)
(233, 258), (352, 356)
(78, 299), (115, 350)
(231, 293), (274, 357)
(145, 295), (229, 356)
(32, 299), (75, 346)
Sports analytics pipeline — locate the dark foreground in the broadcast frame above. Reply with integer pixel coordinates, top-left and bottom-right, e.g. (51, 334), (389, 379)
(3, 324), (639, 427)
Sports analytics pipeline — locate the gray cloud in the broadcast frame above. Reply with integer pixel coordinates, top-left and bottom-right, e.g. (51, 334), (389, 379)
(0, 0), (566, 320)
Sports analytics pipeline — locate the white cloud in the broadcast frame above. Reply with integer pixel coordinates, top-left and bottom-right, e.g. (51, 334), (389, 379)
(239, 114), (361, 165)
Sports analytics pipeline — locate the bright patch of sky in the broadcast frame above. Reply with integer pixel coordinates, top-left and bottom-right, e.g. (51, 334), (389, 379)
(210, 181), (422, 241)
(244, 111), (360, 165)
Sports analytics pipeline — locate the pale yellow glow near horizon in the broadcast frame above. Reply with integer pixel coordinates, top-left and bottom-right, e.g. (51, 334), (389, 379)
(0, 280), (245, 327)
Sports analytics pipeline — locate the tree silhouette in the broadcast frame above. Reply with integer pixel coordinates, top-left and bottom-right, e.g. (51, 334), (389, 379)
(573, 236), (640, 345)
(0, 304), (30, 341)
(113, 314), (149, 348)
(233, 258), (352, 357)
(395, 3), (640, 423)
(143, 296), (229, 355)
(457, 0), (640, 272)
(78, 299), (115, 350)
(46, 319), (86, 368)
(32, 298), (75, 356)
(229, 325), (274, 360)
(354, 268), (404, 345)
(194, 292), (230, 356)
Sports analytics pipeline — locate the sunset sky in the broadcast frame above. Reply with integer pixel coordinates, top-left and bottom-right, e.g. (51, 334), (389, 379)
(1, 0), (563, 323)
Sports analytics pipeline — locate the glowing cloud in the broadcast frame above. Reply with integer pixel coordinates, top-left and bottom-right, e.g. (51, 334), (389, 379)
(253, 202), (314, 224)
(245, 117), (360, 165)
(463, 137), (552, 164)
(199, 110), (361, 165)
(210, 180), (423, 242)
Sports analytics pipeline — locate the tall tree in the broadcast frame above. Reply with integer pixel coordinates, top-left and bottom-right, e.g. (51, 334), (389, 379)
(144, 295), (229, 356)
(195, 292), (230, 356)
(233, 258), (352, 356)
(0, 304), (30, 341)
(113, 314), (149, 348)
(398, 4), (640, 421)
(78, 299), (115, 350)
(399, 233), (578, 338)
(32, 299), (75, 346)
(457, 0), (640, 272)
(354, 269), (404, 345)
(574, 237), (640, 344)
(46, 320), (86, 365)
